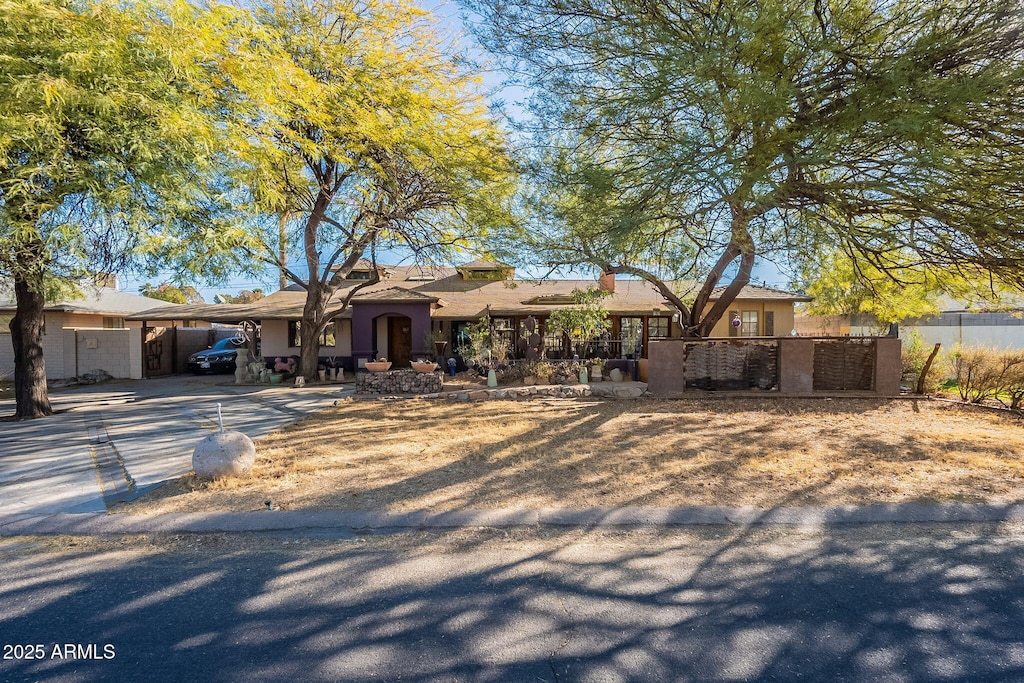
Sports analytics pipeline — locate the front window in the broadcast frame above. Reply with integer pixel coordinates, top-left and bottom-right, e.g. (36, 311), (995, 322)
(741, 311), (758, 336)
(289, 320), (336, 347)
(620, 317), (643, 357)
(648, 317), (670, 338)
(103, 316), (124, 329)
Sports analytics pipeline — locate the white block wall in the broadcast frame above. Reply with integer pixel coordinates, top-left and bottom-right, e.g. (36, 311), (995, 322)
(64, 328), (136, 378)
(0, 312), (68, 380)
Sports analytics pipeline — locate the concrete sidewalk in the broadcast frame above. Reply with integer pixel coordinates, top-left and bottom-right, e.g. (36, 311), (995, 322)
(0, 375), (353, 516)
(2, 502), (1023, 537)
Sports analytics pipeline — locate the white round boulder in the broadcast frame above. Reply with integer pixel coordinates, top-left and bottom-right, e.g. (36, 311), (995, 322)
(192, 431), (256, 480)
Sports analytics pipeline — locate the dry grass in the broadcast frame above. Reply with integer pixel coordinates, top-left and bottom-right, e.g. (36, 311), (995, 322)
(122, 397), (1024, 514)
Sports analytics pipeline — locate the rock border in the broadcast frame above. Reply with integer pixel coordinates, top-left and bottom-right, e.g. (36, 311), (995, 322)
(361, 381), (649, 401)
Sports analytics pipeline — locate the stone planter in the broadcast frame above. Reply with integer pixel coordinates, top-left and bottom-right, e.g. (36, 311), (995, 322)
(365, 361), (392, 372)
(269, 373), (283, 384)
(357, 368), (443, 394)
(411, 361), (438, 373)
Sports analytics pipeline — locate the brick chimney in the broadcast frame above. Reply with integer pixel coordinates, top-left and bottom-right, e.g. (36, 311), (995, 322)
(598, 270), (615, 293)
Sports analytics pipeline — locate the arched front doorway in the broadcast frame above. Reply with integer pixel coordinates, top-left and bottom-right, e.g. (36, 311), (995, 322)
(378, 314), (412, 367)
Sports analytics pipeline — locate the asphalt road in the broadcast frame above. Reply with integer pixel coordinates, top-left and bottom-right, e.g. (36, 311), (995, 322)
(2, 523), (1023, 682)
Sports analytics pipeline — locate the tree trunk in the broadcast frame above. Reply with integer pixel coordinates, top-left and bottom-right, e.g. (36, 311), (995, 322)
(11, 273), (52, 419)
(697, 247), (755, 336)
(694, 206), (757, 337)
(300, 282), (325, 381)
(916, 343), (941, 395)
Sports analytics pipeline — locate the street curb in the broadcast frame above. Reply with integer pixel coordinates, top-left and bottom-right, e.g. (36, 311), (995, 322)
(2, 503), (1023, 536)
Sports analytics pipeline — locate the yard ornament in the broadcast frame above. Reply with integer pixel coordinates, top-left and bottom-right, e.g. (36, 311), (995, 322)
(192, 403), (255, 480)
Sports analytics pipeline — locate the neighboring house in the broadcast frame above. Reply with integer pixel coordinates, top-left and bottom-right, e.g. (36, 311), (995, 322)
(797, 306), (1024, 350)
(0, 278), (208, 380)
(131, 261), (812, 371)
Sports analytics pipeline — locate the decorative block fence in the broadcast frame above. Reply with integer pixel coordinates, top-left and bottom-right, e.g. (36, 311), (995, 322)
(356, 369), (443, 394)
(647, 337), (901, 396)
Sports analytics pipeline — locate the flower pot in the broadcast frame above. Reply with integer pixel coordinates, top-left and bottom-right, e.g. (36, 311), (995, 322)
(269, 373), (283, 384)
(365, 361), (392, 372)
(318, 369), (327, 382)
(411, 361), (438, 373)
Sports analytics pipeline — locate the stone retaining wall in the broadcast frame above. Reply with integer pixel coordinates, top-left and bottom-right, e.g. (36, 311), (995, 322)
(357, 369), (443, 394)
(357, 381), (649, 401)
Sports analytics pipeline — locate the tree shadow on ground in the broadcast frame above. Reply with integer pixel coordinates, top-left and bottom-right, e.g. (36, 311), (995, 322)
(2, 522), (1024, 682)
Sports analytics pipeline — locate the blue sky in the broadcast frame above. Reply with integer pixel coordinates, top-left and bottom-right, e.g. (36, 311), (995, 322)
(122, 0), (791, 301)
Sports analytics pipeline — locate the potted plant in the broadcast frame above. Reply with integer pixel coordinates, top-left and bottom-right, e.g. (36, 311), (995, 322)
(411, 359), (438, 372)
(590, 358), (605, 382)
(365, 356), (392, 372)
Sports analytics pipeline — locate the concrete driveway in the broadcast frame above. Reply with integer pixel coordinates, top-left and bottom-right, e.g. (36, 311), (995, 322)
(0, 374), (352, 515)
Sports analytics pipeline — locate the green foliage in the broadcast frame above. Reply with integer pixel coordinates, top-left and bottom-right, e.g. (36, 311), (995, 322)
(0, 0), (253, 416)
(546, 287), (611, 356)
(0, 0), (249, 286)
(217, 289), (264, 304)
(461, 313), (493, 363)
(795, 248), (1016, 329)
(140, 283), (204, 305)
(213, 0), (517, 377)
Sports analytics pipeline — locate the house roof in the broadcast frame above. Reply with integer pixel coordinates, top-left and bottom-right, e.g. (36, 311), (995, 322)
(0, 285), (178, 316)
(457, 259), (513, 270)
(128, 268), (812, 322)
(351, 287), (444, 304)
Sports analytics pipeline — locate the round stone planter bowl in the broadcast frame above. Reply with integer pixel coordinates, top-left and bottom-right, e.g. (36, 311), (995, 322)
(410, 361), (438, 373)
(365, 361), (392, 372)
(269, 373), (284, 384)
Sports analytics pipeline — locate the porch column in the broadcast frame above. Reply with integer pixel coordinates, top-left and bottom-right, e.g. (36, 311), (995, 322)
(778, 337), (814, 395)
(647, 339), (686, 394)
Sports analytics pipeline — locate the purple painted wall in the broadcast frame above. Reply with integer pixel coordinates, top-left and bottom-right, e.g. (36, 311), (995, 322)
(350, 301), (432, 366)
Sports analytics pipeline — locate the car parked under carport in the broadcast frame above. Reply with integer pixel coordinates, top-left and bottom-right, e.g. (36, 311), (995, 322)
(186, 337), (246, 374)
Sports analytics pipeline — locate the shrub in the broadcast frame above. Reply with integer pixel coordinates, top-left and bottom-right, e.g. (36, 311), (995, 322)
(949, 346), (1001, 403)
(948, 345), (1024, 407)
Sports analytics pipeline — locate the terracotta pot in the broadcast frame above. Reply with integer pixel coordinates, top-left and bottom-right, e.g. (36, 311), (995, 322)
(365, 361), (392, 372)
(411, 361), (438, 373)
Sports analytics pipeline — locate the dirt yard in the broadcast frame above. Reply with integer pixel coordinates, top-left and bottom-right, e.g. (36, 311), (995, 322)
(122, 396), (1024, 514)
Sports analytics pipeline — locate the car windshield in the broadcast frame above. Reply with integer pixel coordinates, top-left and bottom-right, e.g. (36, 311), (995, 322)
(210, 337), (243, 351)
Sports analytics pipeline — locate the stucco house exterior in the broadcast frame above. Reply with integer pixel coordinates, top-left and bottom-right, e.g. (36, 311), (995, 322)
(131, 261), (812, 372)
(0, 280), (196, 380)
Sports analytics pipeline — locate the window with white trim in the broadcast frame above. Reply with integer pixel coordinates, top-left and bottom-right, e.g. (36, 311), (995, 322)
(741, 311), (758, 336)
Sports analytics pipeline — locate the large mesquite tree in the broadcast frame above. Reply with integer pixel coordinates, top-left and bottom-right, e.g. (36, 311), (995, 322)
(0, 0), (250, 418)
(230, 0), (516, 380)
(468, 0), (1024, 337)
